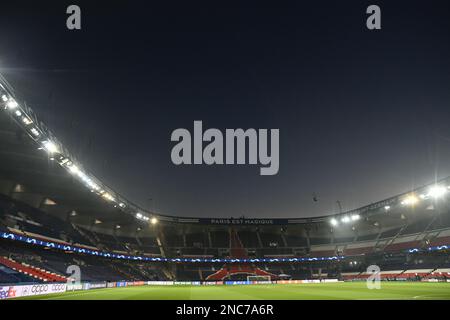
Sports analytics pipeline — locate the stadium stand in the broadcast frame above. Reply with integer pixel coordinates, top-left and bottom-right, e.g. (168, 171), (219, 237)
(210, 230), (229, 248)
(0, 256), (66, 282)
(0, 78), (450, 285)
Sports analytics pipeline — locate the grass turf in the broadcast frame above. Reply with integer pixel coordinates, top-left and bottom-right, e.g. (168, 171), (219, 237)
(13, 282), (450, 300)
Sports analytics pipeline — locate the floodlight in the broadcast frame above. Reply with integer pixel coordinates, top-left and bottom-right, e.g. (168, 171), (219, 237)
(6, 99), (18, 109)
(88, 181), (99, 190)
(78, 171), (88, 181)
(428, 185), (447, 199)
(42, 140), (58, 153)
(351, 214), (360, 221)
(341, 216), (350, 223)
(401, 195), (418, 206)
(22, 117), (33, 125)
(102, 192), (115, 202)
(151, 217), (158, 225)
(30, 128), (40, 136)
(69, 165), (81, 175)
(384, 205), (391, 211)
(330, 218), (338, 226)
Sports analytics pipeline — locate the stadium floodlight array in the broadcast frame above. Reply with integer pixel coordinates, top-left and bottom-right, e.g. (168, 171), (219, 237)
(329, 184), (449, 227)
(1, 73), (450, 228)
(0, 75), (157, 225)
(330, 214), (360, 226)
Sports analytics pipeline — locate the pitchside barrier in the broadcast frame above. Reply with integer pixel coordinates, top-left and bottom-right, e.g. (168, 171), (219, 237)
(424, 279), (450, 283)
(67, 283), (83, 291)
(277, 279), (340, 284)
(0, 279), (344, 299)
(0, 283), (67, 299)
(3, 277), (449, 300)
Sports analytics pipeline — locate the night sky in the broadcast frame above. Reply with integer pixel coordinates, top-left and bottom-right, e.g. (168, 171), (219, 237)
(1, 1), (450, 218)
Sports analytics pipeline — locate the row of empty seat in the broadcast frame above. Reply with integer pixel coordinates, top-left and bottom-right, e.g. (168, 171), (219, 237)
(0, 256), (66, 282)
(342, 269), (444, 281)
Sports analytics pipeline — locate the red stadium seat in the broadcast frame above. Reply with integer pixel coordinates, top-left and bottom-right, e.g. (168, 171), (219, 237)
(0, 256), (66, 282)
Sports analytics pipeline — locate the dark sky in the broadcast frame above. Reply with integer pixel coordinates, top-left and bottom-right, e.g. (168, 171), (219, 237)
(1, 1), (450, 218)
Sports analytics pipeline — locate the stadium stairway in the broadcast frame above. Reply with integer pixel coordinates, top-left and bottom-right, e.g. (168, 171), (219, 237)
(0, 256), (66, 283)
(206, 229), (278, 281)
(229, 228), (247, 258)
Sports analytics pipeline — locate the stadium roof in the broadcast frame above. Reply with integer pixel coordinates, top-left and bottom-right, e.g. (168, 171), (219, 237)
(1, 73), (450, 229)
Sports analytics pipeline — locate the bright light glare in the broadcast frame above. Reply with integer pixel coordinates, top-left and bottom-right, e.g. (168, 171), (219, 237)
(330, 218), (338, 226)
(30, 128), (40, 136)
(102, 192), (115, 202)
(401, 195), (419, 206)
(1, 95), (8, 102)
(6, 100), (18, 109)
(69, 165), (80, 175)
(341, 216), (350, 223)
(22, 117), (33, 125)
(42, 140), (58, 153)
(88, 181), (99, 190)
(428, 185), (447, 199)
(351, 214), (360, 221)
(151, 217), (158, 225)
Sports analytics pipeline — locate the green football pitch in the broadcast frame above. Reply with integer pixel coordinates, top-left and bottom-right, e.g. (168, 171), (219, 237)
(13, 282), (450, 300)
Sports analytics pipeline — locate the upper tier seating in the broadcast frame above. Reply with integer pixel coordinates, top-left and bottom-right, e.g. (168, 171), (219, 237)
(284, 235), (307, 247)
(400, 220), (429, 236)
(186, 233), (208, 247)
(379, 227), (402, 239)
(260, 233), (285, 247)
(309, 237), (332, 245)
(237, 231), (259, 248)
(210, 231), (229, 248)
(384, 240), (421, 252)
(356, 233), (379, 241)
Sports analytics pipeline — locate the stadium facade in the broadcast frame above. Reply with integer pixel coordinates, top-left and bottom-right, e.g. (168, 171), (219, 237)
(1, 75), (450, 295)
